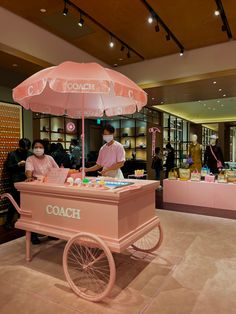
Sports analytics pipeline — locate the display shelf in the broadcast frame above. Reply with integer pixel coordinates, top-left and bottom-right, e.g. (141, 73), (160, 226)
(34, 113), (79, 149)
(163, 113), (189, 167)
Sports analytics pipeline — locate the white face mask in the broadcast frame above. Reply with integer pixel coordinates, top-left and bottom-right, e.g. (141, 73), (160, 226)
(33, 148), (44, 156)
(103, 135), (113, 143)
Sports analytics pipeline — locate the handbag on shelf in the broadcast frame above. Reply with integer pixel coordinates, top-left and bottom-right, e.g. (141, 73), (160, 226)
(179, 168), (190, 181)
(210, 145), (223, 169)
(217, 171), (227, 183)
(168, 169), (178, 180)
(190, 170), (201, 181)
(205, 174), (215, 183)
(201, 166), (209, 177)
(186, 156), (193, 165)
(225, 170), (236, 183)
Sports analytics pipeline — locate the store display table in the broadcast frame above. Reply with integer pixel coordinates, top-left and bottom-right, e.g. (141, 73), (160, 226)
(163, 179), (236, 219)
(0, 178), (163, 301)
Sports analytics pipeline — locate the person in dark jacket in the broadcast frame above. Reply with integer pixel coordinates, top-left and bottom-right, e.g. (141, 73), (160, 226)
(51, 143), (71, 168)
(4, 138), (32, 229)
(164, 143), (175, 178)
(152, 147), (163, 181)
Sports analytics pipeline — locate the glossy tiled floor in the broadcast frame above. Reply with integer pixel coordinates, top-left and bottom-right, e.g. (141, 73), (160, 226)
(0, 210), (235, 314)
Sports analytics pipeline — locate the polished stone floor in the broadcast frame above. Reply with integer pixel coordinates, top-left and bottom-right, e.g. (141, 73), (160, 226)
(0, 209), (235, 314)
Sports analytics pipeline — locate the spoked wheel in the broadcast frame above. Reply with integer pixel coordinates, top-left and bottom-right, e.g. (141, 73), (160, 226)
(63, 232), (116, 302)
(131, 223), (163, 253)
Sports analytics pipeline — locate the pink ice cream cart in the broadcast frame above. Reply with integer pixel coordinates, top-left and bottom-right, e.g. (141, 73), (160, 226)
(1, 177), (163, 302)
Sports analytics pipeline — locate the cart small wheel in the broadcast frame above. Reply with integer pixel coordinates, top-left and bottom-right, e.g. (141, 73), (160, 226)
(131, 223), (163, 253)
(63, 232), (116, 302)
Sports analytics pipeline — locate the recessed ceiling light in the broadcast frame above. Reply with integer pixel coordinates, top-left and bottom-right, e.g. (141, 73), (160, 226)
(217, 100), (220, 103)
(152, 97), (155, 100)
(218, 88), (222, 91)
(203, 104), (207, 107)
(198, 100), (201, 102)
(161, 101), (164, 104)
(214, 10), (220, 16)
(148, 16), (153, 24)
(40, 8), (46, 13)
(113, 63), (118, 67)
(118, 58), (123, 61)
(221, 104), (224, 107)
(213, 81), (217, 84)
(12, 63), (18, 67)
(223, 94), (226, 97)
(213, 108), (216, 111)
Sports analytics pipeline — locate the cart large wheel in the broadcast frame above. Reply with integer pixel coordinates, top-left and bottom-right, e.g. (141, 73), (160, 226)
(131, 223), (163, 253)
(63, 232), (116, 302)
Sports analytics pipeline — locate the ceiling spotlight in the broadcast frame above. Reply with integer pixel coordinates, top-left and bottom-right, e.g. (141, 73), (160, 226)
(12, 63), (18, 67)
(214, 10), (220, 16)
(218, 88), (222, 91)
(127, 50), (131, 58)
(223, 94), (226, 97)
(213, 81), (217, 84)
(113, 63), (118, 67)
(109, 35), (114, 48)
(217, 100), (220, 103)
(166, 32), (171, 41)
(221, 104), (224, 107)
(63, 1), (68, 16)
(40, 8), (46, 13)
(179, 49), (184, 56)
(148, 16), (153, 24)
(78, 13), (84, 27)
(203, 104), (207, 107)
(155, 22), (160, 32)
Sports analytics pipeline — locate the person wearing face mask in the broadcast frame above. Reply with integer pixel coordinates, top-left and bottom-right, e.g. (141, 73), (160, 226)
(25, 139), (59, 244)
(25, 139), (59, 181)
(82, 124), (125, 179)
(4, 138), (32, 230)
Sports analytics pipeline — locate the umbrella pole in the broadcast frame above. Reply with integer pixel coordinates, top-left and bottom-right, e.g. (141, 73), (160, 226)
(81, 107), (85, 180)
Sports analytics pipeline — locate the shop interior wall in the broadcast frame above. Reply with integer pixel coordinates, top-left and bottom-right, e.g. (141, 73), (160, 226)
(0, 85), (33, 143)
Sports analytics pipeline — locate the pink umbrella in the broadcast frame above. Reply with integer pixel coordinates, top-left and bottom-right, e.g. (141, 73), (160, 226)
(13, 61), (147, 178)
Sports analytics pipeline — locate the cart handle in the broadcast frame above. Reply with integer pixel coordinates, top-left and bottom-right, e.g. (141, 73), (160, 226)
(0, 193), (32, 217)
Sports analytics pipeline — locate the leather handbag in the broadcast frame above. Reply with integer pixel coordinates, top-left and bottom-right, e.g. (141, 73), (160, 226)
(210, 145), (223, 169)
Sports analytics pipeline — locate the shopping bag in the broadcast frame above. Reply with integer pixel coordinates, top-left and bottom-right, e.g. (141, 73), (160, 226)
(217, 171), (227, 183)
(168, 169), (178, 180)
(190, 170), (201, 181)
(205, 174), (215, 182)
(179, 168), (190, 181)
(225, 170), (236, 183)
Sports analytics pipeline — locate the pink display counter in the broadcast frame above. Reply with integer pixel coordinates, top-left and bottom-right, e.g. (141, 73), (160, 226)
(1, 178), (163, 302)
(163, 179), (236, 219)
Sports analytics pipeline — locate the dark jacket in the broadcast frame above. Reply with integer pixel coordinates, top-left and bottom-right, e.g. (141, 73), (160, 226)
(204, 145), (224, 173)
(165, 148), (175, 171)
(51, 150), (71, 168)
(6, 149), (32, 183)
